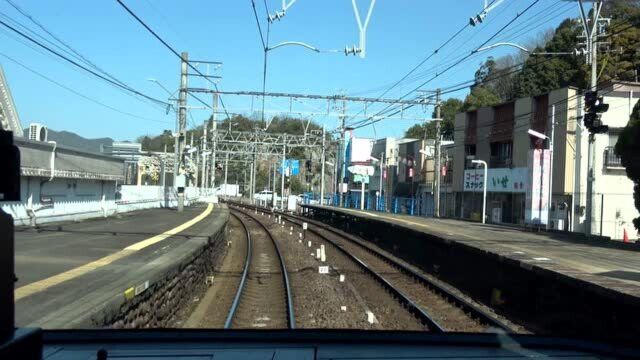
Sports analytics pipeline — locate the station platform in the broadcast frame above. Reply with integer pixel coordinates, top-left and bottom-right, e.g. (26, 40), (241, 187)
(302, 205), (640, 341)
(305, 205), (640, 291)
(14, 203), (228, 328)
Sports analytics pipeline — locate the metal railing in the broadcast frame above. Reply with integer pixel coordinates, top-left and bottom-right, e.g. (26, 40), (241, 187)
(604, 146), (623, 169)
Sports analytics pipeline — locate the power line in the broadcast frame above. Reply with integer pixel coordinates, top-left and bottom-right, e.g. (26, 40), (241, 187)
(115, 0), (232, 120)
(0, 18), (171, 108)
(251, 0), (267, 50)
(347, 0), (554, 131)
(0, 52), (171, 124)
(4, 0), (131, 89)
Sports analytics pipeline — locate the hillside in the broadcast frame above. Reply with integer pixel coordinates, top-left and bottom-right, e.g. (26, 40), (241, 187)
(46, 129), (113, 153)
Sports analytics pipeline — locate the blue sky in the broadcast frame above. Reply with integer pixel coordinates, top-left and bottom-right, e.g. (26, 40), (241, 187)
(0, 0), (576, 141)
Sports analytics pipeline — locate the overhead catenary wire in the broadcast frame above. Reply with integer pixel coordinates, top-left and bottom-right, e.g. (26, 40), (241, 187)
(345, 0), (543, 132)
(0, 18), (171, 109)
(116, 0), (232, 121)
(348, 3), (637, 133)
(4, 0), (132, 89)
(0, 52), (172, 124)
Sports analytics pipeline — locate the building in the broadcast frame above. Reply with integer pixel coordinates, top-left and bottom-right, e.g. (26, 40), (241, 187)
(0, 65), (24, 136)
(452, 82), (639, 239)
(2, 137), (125, 226)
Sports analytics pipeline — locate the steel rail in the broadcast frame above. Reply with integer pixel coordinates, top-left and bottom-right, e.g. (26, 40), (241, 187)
(231, 207), (296, 329)
(224, 212), (252, 329)
(228, 202), (441, 332)
(233, 201), (514, 332)
(289, 207), (514, 332)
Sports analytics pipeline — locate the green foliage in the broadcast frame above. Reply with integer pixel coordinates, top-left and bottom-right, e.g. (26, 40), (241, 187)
(138, 114), (324, 194)
(404, 98), (462, 140)
(514, 19), (585, 97)
(462, 86), (501, 111)
(614, 99), (640, 231)
(136, 129), (175, 153)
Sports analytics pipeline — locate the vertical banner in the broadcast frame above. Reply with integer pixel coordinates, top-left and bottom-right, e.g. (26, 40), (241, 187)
(525, 149), (550, 225)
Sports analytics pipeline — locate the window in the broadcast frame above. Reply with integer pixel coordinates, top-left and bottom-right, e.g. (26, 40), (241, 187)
(490, 141), (513, 168)
(464, 144), (476, 169)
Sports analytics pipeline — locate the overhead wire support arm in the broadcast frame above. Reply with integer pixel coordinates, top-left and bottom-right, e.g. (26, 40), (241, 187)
(470, 0), (505, 26)
(475, 42), (578, 56)
(346, 0), (376, 57)
(268, 0), (297, 22)
(187, 73), (223, 79)
(186, 89), (432, 105)
(267, 41), (320, 53)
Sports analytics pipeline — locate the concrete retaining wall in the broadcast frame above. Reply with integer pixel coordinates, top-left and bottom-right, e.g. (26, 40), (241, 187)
(309, 207), (640, 344)
(94, 211), (228, 329)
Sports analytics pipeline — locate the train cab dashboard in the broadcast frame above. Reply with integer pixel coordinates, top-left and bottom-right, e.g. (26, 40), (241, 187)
(3, 328), (639, 359)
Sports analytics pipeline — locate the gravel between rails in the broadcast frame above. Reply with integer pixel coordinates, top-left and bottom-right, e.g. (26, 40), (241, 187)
(253, 210), (424, 331)
(287, 212), (527, 333)
(183, 213), (247, 328)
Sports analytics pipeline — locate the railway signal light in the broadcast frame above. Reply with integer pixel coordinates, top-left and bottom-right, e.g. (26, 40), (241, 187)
(583, 91), (609, 134)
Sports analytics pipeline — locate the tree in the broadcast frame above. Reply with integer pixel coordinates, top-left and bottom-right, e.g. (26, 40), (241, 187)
(404, 98), (463, 140)
(462, 86), (501, 111)
(614, 99), (640, 232)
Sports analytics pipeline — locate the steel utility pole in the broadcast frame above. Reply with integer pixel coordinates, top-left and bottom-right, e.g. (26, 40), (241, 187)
(201, 121), (207, 188)
(224, 153), (229, 195)
(433, 89), (442, 218)
(578, 0), (604, 236)
(547, 104), (556, 230)
(281, 135), (287, 210)
(272, 161), (277, 207)
(176, 52), (188, 212)
(162, 143), (167, 187)
(211, 93), (218, 190)
(320, 126), (326, 205)
(338, 100), (346, 207)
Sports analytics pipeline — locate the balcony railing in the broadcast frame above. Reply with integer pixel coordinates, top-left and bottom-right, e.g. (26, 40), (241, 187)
(604, 146), (623, 169)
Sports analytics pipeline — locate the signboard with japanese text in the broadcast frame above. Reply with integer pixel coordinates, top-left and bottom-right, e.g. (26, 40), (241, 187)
(463, 167), (529, 193)
(525, 149), (550, 225)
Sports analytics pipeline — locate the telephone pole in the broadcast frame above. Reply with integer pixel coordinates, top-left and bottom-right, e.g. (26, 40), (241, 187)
(201, 121), (207, 187)
(176, 51), (188, 211)
(578, 0), (605, 236)
(433, 89), (442, 218)
(320, 126), (326, 205)
(338, 100), (347, 208)
(211, 93), (218, 189)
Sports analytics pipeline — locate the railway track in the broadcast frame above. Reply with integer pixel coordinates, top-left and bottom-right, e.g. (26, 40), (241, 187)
(229, 202), (516, 333)
(224, 210), (295, 329)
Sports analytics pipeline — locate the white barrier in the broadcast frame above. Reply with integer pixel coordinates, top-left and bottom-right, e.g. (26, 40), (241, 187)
(1, 179), (217, 226)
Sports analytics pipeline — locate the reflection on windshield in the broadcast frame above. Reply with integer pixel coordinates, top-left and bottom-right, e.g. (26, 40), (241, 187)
(0, 0), (639, 344)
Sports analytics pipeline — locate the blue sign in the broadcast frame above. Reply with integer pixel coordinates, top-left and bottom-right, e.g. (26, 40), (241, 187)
(279, 159), (300, 176)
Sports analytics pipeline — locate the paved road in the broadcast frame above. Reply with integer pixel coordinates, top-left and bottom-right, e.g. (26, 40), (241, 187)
(14, 204), (228, 328)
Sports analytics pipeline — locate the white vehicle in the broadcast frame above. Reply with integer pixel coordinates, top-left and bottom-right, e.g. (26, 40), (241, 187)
(254, 190), (277, 201)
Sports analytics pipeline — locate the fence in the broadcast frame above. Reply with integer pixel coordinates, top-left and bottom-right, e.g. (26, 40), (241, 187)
(319, 192), (435, 217)
(2, 182), (217, 226)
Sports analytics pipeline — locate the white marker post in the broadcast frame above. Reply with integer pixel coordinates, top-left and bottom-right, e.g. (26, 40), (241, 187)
(320, 245), (326, 262)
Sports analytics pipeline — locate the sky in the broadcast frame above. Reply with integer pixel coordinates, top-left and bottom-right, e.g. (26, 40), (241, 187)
(0, 0), (578, 141)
